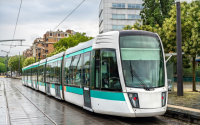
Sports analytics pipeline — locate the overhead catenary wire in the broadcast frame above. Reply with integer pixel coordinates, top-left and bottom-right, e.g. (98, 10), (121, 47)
(9, 0), (23, 55)
(53, 0), (85, 31)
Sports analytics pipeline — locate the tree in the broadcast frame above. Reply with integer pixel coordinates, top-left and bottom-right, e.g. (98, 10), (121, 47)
(46, 46), (66, 57)
(140, 0), (174, 27)
(162, 1), (200, 91)
(0, 57), (6, 64)
(23, 57), (37, 68)
(8, 55), (25, 72)
(47, 32), (93, 57)
(124, 25), (133, 30)
(0, 62), (6, 73)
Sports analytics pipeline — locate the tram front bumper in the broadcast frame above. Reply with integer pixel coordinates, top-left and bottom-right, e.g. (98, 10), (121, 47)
(134, 106), (167, 117)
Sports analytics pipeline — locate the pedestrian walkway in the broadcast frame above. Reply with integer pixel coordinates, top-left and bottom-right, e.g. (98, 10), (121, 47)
(0, 81), (7, 125)
(168, 104), (200, 113)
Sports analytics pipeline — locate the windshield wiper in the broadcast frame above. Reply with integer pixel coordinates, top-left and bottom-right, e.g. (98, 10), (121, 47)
(129, 61), (150, 91)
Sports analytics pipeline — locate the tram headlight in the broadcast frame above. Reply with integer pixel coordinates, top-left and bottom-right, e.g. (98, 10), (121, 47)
(162, 92), (166, 107)
(128, 93), (139, 108)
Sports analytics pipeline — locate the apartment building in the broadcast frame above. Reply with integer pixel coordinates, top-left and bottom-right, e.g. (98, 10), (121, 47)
(23, 29), (74, 59)
(99, 0), (143, 33)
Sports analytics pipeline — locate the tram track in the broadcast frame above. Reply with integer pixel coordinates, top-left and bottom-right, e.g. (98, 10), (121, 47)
(12, 80), (130, 125)
(1, 80), (11, 125)
(11, 82), (57, 125)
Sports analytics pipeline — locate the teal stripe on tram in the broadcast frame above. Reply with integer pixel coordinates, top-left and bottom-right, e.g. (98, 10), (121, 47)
(47, 57), (63, 64)
(60, 85), (62, 90)
(65, 47), (92, 58)
(90, 90), (126, 101)
(39, 62), (46, 66)
(52, 84), (55, 88)
(66, 86), (83, 95)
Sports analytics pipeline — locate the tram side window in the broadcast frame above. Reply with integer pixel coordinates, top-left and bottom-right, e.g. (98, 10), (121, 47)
(57, 60), (61, 84)
(46, 63), (50, 83)
(32, 68), (34, 83)
(50, 62), (54, 83)
(64, 57), (72, 86)
(39, 65), (44, 83)
(54, 61), (59, 84)
(72, 54), (82, 87)
(100, 49), (121, 91)
(83, 52), (90, 87)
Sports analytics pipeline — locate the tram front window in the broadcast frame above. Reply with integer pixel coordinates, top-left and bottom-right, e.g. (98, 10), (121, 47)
(119, 35), (165, 88)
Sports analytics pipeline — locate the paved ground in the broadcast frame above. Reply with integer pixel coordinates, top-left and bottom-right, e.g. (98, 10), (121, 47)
(0, 78), (197, 125)
(168, 83), (200, 110)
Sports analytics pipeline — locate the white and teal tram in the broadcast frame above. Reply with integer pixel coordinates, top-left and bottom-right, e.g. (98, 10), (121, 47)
(22, 30), (168, 117)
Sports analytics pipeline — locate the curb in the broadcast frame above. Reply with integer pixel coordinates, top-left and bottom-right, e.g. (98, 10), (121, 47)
(165, 106), (200, 124)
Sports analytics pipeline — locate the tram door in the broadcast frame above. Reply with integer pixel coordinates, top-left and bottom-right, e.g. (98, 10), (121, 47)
(83, 52), (91, 108)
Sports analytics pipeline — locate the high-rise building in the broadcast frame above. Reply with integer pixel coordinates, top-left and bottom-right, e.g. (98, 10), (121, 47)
(99, 0), (143, 33)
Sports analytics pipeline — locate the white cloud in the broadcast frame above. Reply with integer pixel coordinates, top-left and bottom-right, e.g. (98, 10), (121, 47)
(0, 0), (101, 56)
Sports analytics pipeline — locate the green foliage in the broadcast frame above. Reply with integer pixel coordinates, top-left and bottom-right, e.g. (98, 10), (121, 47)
(53, 32), (93, 50)
(140, 0), (174, 27)
(46, 46), (67, 57)
(124, 25), (133, 30)
(0, 57), (6, 64)
(47, 32), (93, 57)
(8, 55), (25, 72)
(0, 62), (6, 73)
(162, 1), (200, 91)
(23, 57), (38, 68)
(183, 64), (200, 77)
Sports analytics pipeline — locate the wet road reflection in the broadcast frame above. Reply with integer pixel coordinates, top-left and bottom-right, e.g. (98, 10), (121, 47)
(1, 78), (194, 125)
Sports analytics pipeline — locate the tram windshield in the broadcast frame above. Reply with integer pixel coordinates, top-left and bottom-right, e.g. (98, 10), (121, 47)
(119, 35), (165, 88)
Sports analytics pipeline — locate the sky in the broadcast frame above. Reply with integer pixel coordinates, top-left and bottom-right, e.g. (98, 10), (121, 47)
(0, 0), (101, 56)
(0, 0), (193, 57)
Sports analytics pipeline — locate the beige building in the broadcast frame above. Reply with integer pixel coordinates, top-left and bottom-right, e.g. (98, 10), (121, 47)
(23, 29), (75, 59)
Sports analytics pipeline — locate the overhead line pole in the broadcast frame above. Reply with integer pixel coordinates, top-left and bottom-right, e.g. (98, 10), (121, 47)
(176, 0), (183, 96)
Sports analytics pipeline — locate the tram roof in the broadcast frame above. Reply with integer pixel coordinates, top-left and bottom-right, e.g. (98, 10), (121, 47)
(47, 52), (65, 62)
(64, 39), (93, 56)
(119, 30), (158, 37)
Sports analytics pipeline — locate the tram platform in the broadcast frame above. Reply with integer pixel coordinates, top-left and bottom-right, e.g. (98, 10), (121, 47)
(0, 77), (199, 125)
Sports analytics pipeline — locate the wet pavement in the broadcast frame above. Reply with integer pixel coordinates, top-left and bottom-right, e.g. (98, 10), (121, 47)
(0, 78), (196, 125)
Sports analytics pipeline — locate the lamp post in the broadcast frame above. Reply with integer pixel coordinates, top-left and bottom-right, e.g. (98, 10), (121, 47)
(176, 0), (183, 96)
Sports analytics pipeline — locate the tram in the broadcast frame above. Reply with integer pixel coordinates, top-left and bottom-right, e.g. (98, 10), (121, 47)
(22, 30), (168, 117)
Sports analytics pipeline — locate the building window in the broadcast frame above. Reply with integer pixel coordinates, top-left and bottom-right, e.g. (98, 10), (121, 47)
(45, 50), (48, 53)
(54, 33), (56, 36)
(112, 3), (125, 8)
(112, 14), (125, 19)
(50, 33), (52, 36)
(57, 39), (60, 41)
(128, 15), (141, 19)
(58, 33), (60, 37)
(65, 34), (67, 37)
(46, 44), (48, 47)
(112, 25), (125, 30)
(128, 4), (143, 9)
(128, 15), (135, 19)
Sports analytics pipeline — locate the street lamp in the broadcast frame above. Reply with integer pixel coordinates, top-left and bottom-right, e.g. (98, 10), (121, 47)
(176, 0), (183, 96)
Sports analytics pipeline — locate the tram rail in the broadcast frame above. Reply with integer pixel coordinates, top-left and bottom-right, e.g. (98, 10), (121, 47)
(12, 82), (57, 125)
(14, 80), (131, 125)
